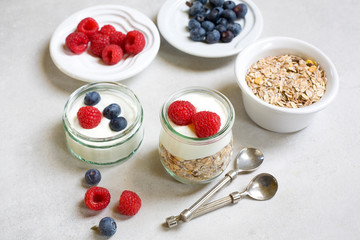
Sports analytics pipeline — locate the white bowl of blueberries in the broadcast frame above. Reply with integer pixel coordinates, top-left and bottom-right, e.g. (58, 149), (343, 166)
(157, 0), (263, 58)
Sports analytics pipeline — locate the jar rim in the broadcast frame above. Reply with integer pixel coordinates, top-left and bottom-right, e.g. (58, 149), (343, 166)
(63, 82), (143, 143)
(160, 87), (235, 144)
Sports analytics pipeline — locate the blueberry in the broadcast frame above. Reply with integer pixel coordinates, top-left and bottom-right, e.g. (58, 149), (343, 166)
(216, 17), (228, 27)
(221, 30), (234, 43)
(109, 116), (127, 132)
(84, 92), (101, 106)
(223, 1), (236, 10)
(188, 19), (201, 30)
(221, 9), (236, 22)
(194, 0), (207, 4)
(194, 14), (206, 23)
(206, 29), (221, 44)
(202, 6), (211, 16)
(233, 3), (248, 19)
(189, 1), (203, 16)
(227, 23), (242, 36)
(99, 217), (117, 237)
(209, 0), (224, 7)
(189, 27), (206, 41)
(201, 20), (215, 32)
(85, 169), (101, 186)
(103, 103), (121, 119)
(206, 7), (223, 22)
(215, 24), (227, 33)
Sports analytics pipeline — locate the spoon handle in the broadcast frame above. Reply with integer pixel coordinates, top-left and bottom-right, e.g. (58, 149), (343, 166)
(193, 191), (243, 218)
(165, 170), (238, 228)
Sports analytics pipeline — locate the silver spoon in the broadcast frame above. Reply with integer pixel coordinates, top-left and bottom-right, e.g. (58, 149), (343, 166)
(166, 147), (264, 228)
(193, 173), (278, 219)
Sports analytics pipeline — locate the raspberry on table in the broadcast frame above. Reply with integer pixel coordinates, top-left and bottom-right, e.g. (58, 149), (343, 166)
(167, 100), (196, 126)
(124, 30), (145, 55)
(110, 31), (126, 49)
(77, 106), (102, 129)
(90, 33), (110, 57)
(117, 190), (141, 216)
(192, 111), (221, 138)
(77, 17), (99, 37)
(65, 32), (89, 54)
(84, 186), (111, 211)
(102, 44), (123, 65)
(100, 24), (116, 36)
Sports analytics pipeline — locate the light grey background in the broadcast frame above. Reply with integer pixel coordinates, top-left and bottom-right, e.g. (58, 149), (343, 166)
(1, 0), (359, 239)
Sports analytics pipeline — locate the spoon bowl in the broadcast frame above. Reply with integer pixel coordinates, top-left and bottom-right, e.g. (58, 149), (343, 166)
(236, 148), (264, 173)
(247, 173), (278, 200)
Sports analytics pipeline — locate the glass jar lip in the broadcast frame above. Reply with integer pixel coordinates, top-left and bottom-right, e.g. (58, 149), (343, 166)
(160, 86), (235, 143)
(63, 82), (143, 143)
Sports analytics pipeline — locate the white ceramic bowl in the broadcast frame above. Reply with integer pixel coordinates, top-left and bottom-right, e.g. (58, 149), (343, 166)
(235, 36), (339, 133)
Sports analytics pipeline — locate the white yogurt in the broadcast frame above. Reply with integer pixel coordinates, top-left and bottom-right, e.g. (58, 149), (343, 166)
(159, 88), (234, 160)
(63, 83), (143, 165)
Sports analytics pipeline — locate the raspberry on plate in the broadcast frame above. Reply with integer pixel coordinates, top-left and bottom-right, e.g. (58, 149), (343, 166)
(167, 100), (196, 126)
(192, 111), (221, 138)
(90, 33), (110, 57)
(102, 44), (123, 65)
(65, 32), (89, 54)
(117, 190), (141, 216)
(77, 17), (99, 37)
(124, 30), (145, 55)
(77, 106), (102, 129)
(84, 186), (111, 211)
(100, 24), (116, 36)
(110, 31), (126, 49)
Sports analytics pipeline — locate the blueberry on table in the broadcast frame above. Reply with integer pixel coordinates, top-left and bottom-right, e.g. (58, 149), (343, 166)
(206, 29), (221, 44)
(103, 103), (121, 119)
(110, 116), (128, 132)
(84, 91), (101, 106)
(98, 217), (117, 237)
(85, 169), (101, 186)
(190, 27), (206, 41)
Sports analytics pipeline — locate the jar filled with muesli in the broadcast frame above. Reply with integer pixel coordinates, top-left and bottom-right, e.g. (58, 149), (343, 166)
(159, 87), (235, 184)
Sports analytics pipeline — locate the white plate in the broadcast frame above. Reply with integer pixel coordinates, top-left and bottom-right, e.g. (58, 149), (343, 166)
(50, 5), (160, 82)
(157, 0), (263, 58)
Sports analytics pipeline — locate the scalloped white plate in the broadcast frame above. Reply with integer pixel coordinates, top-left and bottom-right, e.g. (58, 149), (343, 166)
(157, 0), (263, 58)
(50, 5), (160, 82)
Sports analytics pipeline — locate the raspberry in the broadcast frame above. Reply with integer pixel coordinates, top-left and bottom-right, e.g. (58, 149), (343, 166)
(90, 33), (110, 57)
(102, 44), (123, 65)
(192, 111), (221, 138)
(77, 106), (102, 129)
(84, 186), (111, 211)
(65, 32), (89, 54)
(117, 190), (141, 216)
(100, 24), (116, 36)
(110, 31), (126, 49)
(167, 100), (196, 126)
(77, 17), (99, 37)
(124, 30), (145, 55)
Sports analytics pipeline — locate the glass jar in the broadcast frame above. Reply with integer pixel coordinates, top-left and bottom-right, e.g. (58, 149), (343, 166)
(159, 87), (235, 184)
(63, 82), (144, 165)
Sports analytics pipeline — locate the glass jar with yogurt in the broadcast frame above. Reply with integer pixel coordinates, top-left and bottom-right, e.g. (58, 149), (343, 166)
(63, 82), (144, 165)
(159, 87), (235, 184)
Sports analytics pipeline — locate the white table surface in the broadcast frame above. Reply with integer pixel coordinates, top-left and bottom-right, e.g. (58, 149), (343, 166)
(1, 0), (360, 239)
